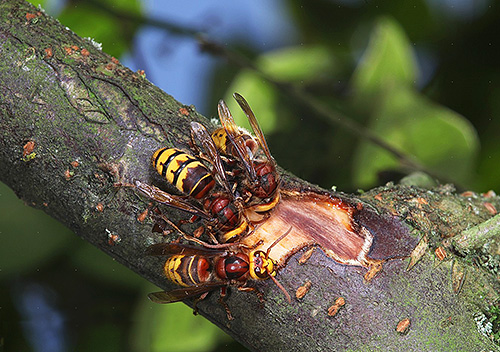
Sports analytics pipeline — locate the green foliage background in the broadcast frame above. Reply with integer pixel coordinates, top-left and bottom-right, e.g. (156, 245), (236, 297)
(2, 0), (500, 351)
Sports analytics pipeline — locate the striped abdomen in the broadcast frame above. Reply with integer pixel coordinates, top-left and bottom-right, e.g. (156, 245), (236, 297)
(211, 127), (258, 157)
(164, 255), (211, 287)
(152, 147), (215, 199)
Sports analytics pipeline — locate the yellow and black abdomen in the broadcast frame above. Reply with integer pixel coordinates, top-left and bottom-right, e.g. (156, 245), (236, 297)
(152, 147), (215, 199)
(164, 255), (211, 287)
(211, 127), (258, 157)
(210, 128), (229, 154)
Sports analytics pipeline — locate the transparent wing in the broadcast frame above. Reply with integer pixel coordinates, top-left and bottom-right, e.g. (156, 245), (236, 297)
(217, 99), (257, 180)
(233, 92), (274, 163)
(148, 284), (225, 303)
(190, 121), (232, 195)
(135, 180), (211, 220)
(146, 242), (227, 257)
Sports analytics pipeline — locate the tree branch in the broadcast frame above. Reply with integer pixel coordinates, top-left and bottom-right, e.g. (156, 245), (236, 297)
(1, 1), (499, 350)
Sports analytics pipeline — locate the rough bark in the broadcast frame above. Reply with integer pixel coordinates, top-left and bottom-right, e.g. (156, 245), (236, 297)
(1, 1), (499, 351)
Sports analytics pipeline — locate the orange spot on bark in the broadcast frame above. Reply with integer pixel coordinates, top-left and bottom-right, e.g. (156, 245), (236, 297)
(137, 208), (149, 223)
(298, 247), (315, 265)
(328, 297), (345, 317)
(434, 246), (446, 261)
(295, 281), (312, 300)
(23, 141), (35, 157)
(396, 318), (411, 334)
(483, 202), (497, 215)
(64, 169), (72, 180)
(179, 107), (190, 116)
(44, 47), (53, 58)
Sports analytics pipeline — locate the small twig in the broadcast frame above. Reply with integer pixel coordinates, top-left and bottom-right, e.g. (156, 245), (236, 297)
(83, 0), (452, 184)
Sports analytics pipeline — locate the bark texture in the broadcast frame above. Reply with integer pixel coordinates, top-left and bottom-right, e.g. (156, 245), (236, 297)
(1, 1), (499, 351)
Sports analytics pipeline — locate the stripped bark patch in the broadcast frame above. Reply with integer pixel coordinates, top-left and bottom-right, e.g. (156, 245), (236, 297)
(435, 246), (447, 261)
(298, 247), (315, 265)
(137, 208), (149, 223)
(364, 261), (383, 282)
(64, 169), (73, 180)
(396, 318), (411, 334)
(407, 236), (428, 271)
(22, 140), (35, 157)
(328, 297), (345, 317)
(295, 281), (312, 300)
(483, 202), (497, 215)
(106, 229), (121, 246)
(452, 260), (466, 294)
(241, 186), (416, 281)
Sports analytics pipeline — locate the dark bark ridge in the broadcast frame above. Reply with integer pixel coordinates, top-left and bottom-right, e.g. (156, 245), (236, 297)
(1, 1), (499, 350)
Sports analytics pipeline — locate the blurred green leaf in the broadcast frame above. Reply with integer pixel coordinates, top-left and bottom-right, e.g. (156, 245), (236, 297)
(71, 240), (146, 289)
(350, 17), (478, 188)
(226, 45), (336, 135)
(56, 0), (142, 58)
(0, 182), (74, 280)
(131, 286), (230, 352)
(352, 86), (479, 187)
(260, 46), (336, 82)
(477, 138), (500, 191)
(77, 323), (122, 352)
(225, 73), (277, 133)
(26, 0), (47, 10)
(26, 0), (64, 16)
(352, 17), (418, 98)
